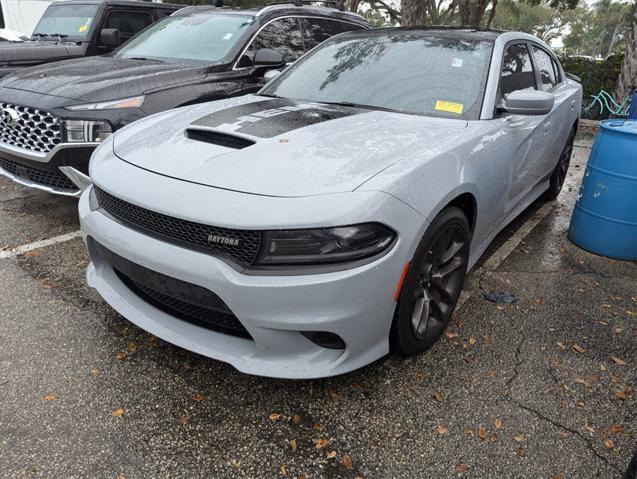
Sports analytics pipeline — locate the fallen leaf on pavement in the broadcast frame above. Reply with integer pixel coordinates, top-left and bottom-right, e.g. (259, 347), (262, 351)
(435, 426), (448, 434)
(178, 415), (190, 425)
(280, 464), (287, 476)
(351, 381), (363, 390)
(468, 337), (477, 345)
(127, 342), (137, 353)
(342, 454), (353, 470)
(604, 439), (614, 449)
(556, 342), (566, 349)
(514, 434), (526, 442)
(615, 390), (628, 400)
(535, 298), (545, 305)
(115, 352), (127, 361)
(230, 459), (240, 469)
(269, 413), (282, 421)
(112, 407), (125, 417)
(292, 415), (301, 425)
(611, 356), (627, 366)
(289, 439), (297, 451)
(610, 424), (622, 434)
(313, 423), (323, 430)
(192, 393), (205, 402)
(478, 426), (487, 440)
(326, 450), (337, 459)
(327, 388), (339, 399)
(315, 438), (329, 449)
(495, 418), (503, 429)
(453, 464), (469, 473)
(490, 433), (497, 443)
(572, 344), (585, 353)
(90, 367), (100, 376)
(434, 391), (444, 402)
(24, 250), (41, 258)
(445, 331), (459, 339)
(44, 394), (55, 401)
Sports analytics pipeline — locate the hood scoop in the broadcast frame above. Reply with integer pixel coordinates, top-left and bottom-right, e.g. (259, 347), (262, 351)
(185, 129), (255, 150)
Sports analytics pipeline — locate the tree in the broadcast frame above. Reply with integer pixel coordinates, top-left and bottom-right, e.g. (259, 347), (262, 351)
(491, 0), (567, 42)
(615, 4), (637, 100)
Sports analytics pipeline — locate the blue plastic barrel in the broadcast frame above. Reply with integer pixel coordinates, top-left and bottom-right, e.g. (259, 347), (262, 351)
(569, 119), (637, 260)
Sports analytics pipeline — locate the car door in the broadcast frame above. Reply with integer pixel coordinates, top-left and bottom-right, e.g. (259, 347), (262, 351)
(239, 17), (305, 93)
(495, 42), (553, 215)
(101, 9), (154, 47)
(530, 44), (571, 176)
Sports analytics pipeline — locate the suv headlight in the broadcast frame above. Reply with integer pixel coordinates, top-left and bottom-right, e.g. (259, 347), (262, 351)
(256, 223), (396, 266)
(65, 95), (145, 111)
(64, 120), (112, 143)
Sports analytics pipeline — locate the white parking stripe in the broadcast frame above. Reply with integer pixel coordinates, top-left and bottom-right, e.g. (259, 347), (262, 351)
(0, 230), (82, 259)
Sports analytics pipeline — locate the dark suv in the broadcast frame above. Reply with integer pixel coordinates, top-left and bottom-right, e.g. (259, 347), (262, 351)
(0, 2), (369, 196)
(0, 0), (182, 79)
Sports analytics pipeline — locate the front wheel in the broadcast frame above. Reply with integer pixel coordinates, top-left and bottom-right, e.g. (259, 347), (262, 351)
(390, 207), (470, 356)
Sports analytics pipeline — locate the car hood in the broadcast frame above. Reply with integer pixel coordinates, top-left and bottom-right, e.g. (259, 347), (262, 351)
(0, 40), (73, 65)
(0, 56), (207, 102)
(111, 95), (469, 198)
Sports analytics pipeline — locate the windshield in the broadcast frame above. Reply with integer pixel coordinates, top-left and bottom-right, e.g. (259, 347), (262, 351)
(262, 33), (494, 120)
(116, 13), (253, 63)
(32, 4), (99, 40)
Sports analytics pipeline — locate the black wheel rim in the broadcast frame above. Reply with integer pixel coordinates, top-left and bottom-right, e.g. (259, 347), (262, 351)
(410, 224), (468, 341)
(557, 139), (573, 189)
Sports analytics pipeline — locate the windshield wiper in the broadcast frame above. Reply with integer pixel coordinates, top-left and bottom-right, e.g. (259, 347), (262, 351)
(49, 33), (69, 42)
(318, 100), (400, 113)
(32, 33), (49, 39)
(128, 57), (165, 63)
(259, 93), (280, 99)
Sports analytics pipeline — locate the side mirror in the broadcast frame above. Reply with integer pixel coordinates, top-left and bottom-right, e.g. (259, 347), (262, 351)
(263, 69), (282, 83)
(253, 48), (285, 68)
(100, 28), (121, 47)
(502, 89), (554, 116)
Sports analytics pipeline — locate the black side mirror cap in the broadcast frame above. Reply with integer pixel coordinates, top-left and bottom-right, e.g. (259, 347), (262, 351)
(253, 48), (285, 68)
(100, 28), (121, 47)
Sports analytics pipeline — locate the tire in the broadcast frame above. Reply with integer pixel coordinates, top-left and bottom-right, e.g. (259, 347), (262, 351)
(390, 207), (471, 356)
(543, 128), (576, 201)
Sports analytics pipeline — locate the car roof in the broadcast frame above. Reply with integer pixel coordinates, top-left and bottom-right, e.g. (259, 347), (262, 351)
(173, 3), (367, 23)
(340, 26), (505, 42)
(50, 0), (183, 8)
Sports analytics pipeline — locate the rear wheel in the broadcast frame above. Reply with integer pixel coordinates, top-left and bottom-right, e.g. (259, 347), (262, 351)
(543, 128), (576, 201)
(390, 207), (470, 356)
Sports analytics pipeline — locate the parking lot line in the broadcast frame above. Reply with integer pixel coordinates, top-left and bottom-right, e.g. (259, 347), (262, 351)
(0, 230), (82, 260)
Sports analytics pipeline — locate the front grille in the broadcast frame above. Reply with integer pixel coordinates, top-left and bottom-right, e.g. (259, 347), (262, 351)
(0, 157), (76, 191)
(0, 103), (62, 154)
(185, 129), (255, 149)
(94, 186), (262, 265)
(117, 271), (252, 339)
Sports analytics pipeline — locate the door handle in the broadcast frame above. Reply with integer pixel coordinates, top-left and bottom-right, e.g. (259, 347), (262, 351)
(570, 100), (576, 111)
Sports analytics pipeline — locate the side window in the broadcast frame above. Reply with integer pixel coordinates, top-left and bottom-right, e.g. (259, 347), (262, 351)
(532, 46), (557, 91)
(551, 57), (562, 84)
(103, 11), (153, 42)
(301, 18), (344, 51)
(340, 22), (366, 33)
(500, 43), (536, 97)
(251, 18), (305, 63)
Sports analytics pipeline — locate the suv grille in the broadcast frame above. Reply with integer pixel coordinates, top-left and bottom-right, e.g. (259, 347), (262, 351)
(94, 186), (262, 265)
(0, 103), (62, 154)
(0, 157), (76, 191)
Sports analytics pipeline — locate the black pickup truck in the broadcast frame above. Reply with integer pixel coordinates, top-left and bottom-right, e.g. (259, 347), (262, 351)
(0, 0), (182, 78)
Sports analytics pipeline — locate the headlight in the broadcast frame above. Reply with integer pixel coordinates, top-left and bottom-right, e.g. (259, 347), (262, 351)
(64, 120), (112, 143)
(65, 95), (145, 111)
(256, 223), (396, 266)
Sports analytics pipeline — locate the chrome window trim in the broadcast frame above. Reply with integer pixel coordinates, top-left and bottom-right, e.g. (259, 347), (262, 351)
(232, 14), (365, 71)
(0, 141), (100, 163)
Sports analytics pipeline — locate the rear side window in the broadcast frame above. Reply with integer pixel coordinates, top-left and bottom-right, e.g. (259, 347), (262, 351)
(252, 17), (305, 63)
(551, 57), (562, 83)
(500, 43), (536, 96)
(301, 18), (344, 50)
(104, 11), (153, 39)
(532, 46), (557, 91)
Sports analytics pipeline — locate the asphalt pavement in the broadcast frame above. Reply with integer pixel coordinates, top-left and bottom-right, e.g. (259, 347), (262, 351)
(0, 133), (635, 478)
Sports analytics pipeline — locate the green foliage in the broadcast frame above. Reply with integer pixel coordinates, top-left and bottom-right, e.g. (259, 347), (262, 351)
(491, 0), (565, 42)
(560, 53), (624, 100)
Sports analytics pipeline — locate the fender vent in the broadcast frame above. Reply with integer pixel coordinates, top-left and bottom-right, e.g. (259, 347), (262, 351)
(185, 129), (255, 149)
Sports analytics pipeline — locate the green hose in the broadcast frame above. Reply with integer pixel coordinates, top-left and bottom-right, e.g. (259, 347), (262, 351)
(582, 90), (630, 118)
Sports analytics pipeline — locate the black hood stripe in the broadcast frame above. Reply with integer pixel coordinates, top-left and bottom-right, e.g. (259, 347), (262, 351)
(192, 98), (365, 139)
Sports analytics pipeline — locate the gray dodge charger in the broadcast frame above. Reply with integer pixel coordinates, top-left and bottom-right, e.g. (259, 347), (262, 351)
(79, 28), (582, 378)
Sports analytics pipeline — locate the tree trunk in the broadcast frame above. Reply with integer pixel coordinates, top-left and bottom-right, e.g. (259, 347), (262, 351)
(401, 0), (426, 26)
(615, 7), (637, 101)
(458, 0), (491, 28)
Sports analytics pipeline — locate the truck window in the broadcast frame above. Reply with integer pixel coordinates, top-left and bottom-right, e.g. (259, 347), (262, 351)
(32, 4), (99, 40)
(103, 10), (153, 43)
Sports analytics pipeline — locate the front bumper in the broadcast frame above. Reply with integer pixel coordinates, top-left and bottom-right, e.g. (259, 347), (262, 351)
(79, 162), (428, 378)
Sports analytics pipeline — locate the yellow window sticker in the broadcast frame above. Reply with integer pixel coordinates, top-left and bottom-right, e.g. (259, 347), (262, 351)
(435, 100), (464, 115)
(79, 24), (89, 33)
